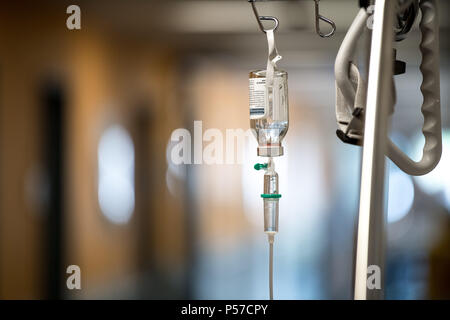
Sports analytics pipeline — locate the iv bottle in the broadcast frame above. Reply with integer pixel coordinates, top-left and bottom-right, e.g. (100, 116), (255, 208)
(249, 69), (289, 157)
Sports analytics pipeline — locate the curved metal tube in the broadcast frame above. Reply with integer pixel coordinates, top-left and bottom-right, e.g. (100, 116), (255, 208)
(387, 0), (441, 176)
(335, 0), (442, 177)
(335, 8), (369, 108)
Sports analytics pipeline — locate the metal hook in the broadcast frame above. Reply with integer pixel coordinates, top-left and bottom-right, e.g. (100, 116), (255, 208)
(314, 0), (336, 38)
(250, 0), (280, 34)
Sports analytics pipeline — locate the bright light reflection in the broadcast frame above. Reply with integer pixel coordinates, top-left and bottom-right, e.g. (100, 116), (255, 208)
(98, 125), (135, 224)
(387, 167), (415, 223)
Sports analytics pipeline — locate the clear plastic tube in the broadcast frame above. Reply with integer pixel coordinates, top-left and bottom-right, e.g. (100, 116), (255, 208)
(268, 233), (275, 300)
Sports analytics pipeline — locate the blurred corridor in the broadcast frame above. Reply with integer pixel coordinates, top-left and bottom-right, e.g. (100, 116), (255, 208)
(0, 0), (449, 299)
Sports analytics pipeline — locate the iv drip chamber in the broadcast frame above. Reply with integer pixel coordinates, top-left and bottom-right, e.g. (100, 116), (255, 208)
(263, 161), (279, 233)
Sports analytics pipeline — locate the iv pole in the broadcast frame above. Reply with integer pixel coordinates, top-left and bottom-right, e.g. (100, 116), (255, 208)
(354, 0), (442, 299)
(354, 0), (395, 300)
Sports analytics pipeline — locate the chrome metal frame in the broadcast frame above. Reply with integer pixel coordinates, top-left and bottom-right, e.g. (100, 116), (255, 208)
(354, 0), (395, 300)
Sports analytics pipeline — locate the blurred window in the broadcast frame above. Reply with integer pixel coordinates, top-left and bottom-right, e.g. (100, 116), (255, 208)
(98, 125), (135, 224)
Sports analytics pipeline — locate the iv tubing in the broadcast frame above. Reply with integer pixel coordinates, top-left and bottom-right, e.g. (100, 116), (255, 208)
(268, 233), (275, 300)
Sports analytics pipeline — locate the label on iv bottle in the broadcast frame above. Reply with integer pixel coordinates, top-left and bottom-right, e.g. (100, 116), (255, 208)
(249, 78), (267, 119)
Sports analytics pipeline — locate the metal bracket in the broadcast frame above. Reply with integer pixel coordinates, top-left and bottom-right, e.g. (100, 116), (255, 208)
(248, 0), (336, 37)
(314, 0), (336, 37)
(249, 0), (280, 33)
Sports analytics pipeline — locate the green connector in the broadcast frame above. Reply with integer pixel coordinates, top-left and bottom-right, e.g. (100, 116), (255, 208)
(261, 194), (282, 199)
(254, 163), (268, 171)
